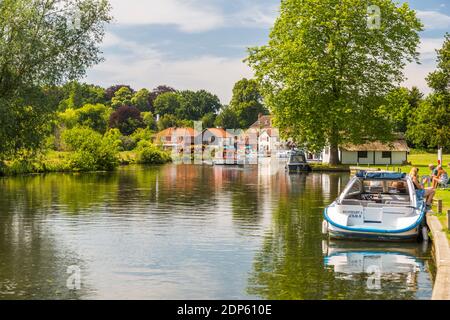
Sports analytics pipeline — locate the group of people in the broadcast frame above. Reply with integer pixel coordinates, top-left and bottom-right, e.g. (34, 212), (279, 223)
(409, 164), (449, 210)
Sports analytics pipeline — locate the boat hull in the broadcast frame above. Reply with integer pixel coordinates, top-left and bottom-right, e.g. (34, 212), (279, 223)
(286, 164), (312, 173)
(327, 225), (420, 242)
(323, 206), (426, 242)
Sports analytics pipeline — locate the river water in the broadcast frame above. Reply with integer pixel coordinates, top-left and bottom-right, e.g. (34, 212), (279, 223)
(0, 161), (435, 299)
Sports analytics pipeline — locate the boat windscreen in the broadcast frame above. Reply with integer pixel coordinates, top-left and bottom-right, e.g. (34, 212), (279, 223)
(341, 178), (411, 201)
(290, 155), (306, 163)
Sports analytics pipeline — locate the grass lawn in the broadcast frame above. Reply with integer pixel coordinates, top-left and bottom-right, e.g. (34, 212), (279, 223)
(435, 188), (450, 241)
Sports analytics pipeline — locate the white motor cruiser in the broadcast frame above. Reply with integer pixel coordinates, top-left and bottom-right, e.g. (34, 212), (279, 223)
(322, 171), (428, 242)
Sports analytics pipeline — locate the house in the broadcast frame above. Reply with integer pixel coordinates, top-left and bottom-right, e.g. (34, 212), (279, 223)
(201, 128), (233, 148)
(250, 115), (273, 130)
(322, 139), (410, 165)
(258, 128), (282, 156)
(155, 127), (198, 150)
(248, 115), (289, 156)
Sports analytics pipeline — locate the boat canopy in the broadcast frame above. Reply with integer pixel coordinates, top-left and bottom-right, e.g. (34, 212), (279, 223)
(355, 171), (406, 180)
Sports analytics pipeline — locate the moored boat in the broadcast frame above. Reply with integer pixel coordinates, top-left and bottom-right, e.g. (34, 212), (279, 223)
(285, 150), (312, 173)
(322, 171), (428, 242)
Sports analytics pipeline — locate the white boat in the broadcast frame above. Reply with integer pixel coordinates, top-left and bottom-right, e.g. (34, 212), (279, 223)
(322, 171), (428, 242)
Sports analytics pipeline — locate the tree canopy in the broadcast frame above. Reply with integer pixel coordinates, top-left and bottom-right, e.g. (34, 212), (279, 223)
(247, 0), (422, 164)
(407, 34), (450, 151)
(0, 0), (112, 159)
(229, 78), (268, 129)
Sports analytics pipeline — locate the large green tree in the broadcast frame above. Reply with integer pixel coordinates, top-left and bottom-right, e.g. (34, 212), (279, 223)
(58, 81), (107, 110)
(247, 0), (422, 164)
(407, 34), (450, 150)
(153, 92), (182, 117)
(377, 86), (422, 134)
(0, 0), (111, 159)
(131, 88), (152, 112)
(178, 90), (222, 120)
(111, 86), (133, 109)
(214, 105), (240, 129)
(229, 78), (268, 129)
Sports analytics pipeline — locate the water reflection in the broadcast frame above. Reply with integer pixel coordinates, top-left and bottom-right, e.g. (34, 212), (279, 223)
(0, 163), (435, 299)
(323, 241), (433, 299)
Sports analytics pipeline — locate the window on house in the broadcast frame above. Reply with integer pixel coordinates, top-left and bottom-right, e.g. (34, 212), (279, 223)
(382, 151), (392, 159)
(358, 151), (368, 158)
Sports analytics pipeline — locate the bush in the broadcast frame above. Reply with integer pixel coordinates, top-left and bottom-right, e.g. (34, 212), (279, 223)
(136, 141), (171, 165)
(120, 135), (137, 151)
(58, 104), (112, 133)
(62, 127), (120, 171)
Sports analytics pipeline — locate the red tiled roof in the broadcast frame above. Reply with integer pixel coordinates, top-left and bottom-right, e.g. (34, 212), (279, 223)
(250, 115), (272, 129)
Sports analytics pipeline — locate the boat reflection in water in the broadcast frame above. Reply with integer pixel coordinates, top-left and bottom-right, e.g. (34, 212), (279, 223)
(323, 241), (434, 298)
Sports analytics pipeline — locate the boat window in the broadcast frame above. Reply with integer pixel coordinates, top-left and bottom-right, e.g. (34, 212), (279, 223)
(362, 180), (409, 195)
(290, 155), (306, 163)
(345, 179), (363, 197)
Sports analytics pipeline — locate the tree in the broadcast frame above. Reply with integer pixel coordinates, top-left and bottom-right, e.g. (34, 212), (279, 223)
(111, 87), (134, 109)
(153, 92), (183, 117)
(377, 87), (420, 134)
(178, 90), (222, 120)
(247, 0), (422, 164)
(109, 106), (145, 136)
(149, 85), (176, 111)
(58, 81), (106, 110)
(157, 114), (180, 131)
(105, 85), (134, 101)
(141, 112), (157, 131)
(229, 78), (268, 128)
(76, 104), (112, 133)
(407, 34), (450, 150)
(201, 112), (216, 128)
(58, 103), (111, 133)
(0, 0), (111, 159)
(215, 106), (240, 129)
(132, 88), (151, 112)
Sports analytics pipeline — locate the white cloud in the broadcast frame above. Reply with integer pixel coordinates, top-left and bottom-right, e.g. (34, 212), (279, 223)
(108, 0), (225, 33)
(232, 4), (278, 28)
(401, 37), (444, 95)
(416, 10), (450, 30)
(86, 35), (253, 103)
(417, 37), (443, 61)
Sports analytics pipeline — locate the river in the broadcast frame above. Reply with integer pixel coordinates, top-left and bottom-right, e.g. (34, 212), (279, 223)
(0, 161), (435, 299)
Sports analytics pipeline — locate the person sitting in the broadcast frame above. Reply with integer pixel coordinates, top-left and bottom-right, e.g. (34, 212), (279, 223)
(409, 167), (435, 210)
(432, 165), (449, 188)
(422, 164), (438, 187)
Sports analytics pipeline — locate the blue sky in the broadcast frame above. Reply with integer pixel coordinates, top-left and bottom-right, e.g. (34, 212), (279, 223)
(85, 0), (450, 103)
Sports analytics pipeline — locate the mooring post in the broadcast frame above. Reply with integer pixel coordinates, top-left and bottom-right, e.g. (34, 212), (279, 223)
(437, 200), (443, 214)
(448, 210), (450, 231)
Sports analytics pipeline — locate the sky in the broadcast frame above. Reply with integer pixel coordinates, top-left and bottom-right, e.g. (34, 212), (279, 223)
(84, 0), (450, 104)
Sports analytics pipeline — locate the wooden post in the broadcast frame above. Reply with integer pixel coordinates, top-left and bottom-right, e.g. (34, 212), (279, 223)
(448, 210), (450, 231)
(438, 199), (443, 214)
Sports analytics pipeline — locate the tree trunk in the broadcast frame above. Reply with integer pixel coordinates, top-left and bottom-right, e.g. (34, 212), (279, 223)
(329, 144), (340, 166)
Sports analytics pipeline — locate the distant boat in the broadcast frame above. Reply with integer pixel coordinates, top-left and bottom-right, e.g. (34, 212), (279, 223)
(285, 150), (312, 173)
(322, 171), (428, 242)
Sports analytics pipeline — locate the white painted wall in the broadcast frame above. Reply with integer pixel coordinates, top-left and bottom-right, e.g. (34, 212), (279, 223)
(392, 152), (408, 164)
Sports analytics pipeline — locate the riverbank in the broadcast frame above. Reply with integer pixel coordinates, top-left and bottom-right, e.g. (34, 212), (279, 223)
(427, 213), (450, 300)
(0, 150), (169, 176)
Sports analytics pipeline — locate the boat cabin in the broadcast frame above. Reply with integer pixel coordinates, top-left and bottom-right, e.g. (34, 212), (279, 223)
(339, 172), (414, 207)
